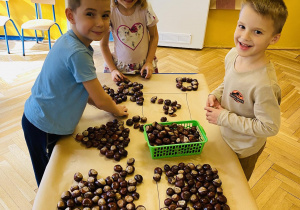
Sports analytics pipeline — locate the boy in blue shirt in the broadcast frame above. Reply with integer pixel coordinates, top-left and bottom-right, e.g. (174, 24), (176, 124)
(22, 0), (128, 186)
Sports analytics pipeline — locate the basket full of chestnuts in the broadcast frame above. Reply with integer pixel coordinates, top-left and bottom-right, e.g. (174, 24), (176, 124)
(143, 120), (208, 159)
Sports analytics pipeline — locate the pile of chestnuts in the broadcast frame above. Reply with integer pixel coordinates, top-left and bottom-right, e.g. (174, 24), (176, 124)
(57, 158), (146, 210)
(145, 122), (202, 146)
(75, 119), (130, 161)
(176, 77), (198, 92)
(103, 79), (144, 106)
(153, 163), (230, 210)
(150, 97), (181, 118)
(126, 115), (147, 132)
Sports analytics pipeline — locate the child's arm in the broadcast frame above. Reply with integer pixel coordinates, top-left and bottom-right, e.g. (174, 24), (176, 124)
(209, 85), (281, 137)
(100, 31), (127, 82)
(140, 25), (159, 79)
(83, 78), (128, 116)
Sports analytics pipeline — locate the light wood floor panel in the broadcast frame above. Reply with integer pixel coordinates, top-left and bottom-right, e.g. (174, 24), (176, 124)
(0, 40), (299, 209)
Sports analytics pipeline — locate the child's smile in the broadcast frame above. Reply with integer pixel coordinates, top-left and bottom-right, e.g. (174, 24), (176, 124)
(238, 41), (252, 50)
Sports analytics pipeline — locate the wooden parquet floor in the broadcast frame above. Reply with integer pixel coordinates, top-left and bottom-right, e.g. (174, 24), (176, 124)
(0, 40), (299, 210)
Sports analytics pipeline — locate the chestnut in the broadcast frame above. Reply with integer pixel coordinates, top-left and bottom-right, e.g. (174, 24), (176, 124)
(164, 99), (171, 106)
(128, 178), (137, 186)
(139, 124), (144, 132)
(132, 192), (140, 200)
(164, 164), (171, 171)
(132, 115), (140, 122)
(153, 173), (161, 181)
(61, 191), (71, 200)
(75, 133), (84, 141)
(190, 194), (199, 204)
(57, 200), (66, 209)
(117, 199), (126, 208)
(74, 196), (83, 205)
(82, 198), (93, 207)
(133, 123), (140, 129)
(127, 185), (136, 192)
(177, 200), (187, 208)
(126, 203), (135, 210)
(157, 98), (164, 104)
(166, 187), (175, 196)
(166, 177), (174, 185)
(134, 174), (143, 183)
(70, 185), (79, 192)
(160, 117), (167, 122)
(74, 172), (83, 182)
(136, 205), (146, 210)
(126, 165), (135, 174)
(171, 194), (180, 202)
(126, 119), (133, 126)
(140, 117), (147, 123)
(154, 167), (163, 174)
(212, 178), (222, 187)
(217, 195), (227, 204)
(164, 198), (173, 206)
(198, 187), (208, 196)
(127, 158), (135, 165)
(150, 96), (157, 103)
(125, 195), (134, 203)
(176, 77), (183, 83)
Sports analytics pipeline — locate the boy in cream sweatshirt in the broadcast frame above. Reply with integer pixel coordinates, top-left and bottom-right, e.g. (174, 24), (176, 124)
(205, 0), (288, 180)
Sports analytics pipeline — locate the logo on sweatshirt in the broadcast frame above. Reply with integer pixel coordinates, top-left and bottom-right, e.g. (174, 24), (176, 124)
(230, 90), (244, 104)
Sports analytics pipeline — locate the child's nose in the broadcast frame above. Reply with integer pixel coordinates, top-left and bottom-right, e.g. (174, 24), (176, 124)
(96, 18), (104, 27)
(241, 31), (251, 41)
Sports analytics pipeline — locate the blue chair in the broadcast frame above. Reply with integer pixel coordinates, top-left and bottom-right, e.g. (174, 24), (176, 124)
(21, 0), (63, 56)
(0, 0), (21, 54)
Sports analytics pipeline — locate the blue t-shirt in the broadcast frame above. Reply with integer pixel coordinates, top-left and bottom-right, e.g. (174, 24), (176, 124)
(24, 30), (97, 135)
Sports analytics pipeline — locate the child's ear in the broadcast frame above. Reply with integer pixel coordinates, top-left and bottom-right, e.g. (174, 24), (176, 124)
(65, 8), (75, 24)
(270, 33), (281, 45)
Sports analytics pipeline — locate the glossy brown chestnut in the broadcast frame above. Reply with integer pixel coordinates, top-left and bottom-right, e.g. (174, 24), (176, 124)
(134, 174), (143, 183)
(74, 172), (83, 182)
(160, 117), (167, 122)
(154, 167), (163, 174)
(153, 173), (161, 181)
(157, 98), (164, 104)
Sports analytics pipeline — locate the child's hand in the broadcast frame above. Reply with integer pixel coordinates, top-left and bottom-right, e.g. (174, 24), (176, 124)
(111, 70), (127, 82)
(141, 63), (153, 79)
(206, 94), (221, 108)
(204, 106), (223, 125)
(114, 105), (128, 117)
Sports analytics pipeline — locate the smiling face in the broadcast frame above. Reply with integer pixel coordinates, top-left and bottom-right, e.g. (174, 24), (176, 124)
(66, 0), (111, 47)
(234, 4), (280, 59)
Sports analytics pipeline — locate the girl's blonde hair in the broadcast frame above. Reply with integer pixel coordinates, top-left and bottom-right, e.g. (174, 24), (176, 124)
(241, 0), (288, 34)
(112, 0), (148, 10)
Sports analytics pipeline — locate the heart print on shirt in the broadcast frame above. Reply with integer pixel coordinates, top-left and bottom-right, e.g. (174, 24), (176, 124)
(117, 23), (144, 50)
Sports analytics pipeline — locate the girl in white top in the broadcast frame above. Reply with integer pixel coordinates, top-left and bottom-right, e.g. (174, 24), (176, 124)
(100, 0), (159, 82)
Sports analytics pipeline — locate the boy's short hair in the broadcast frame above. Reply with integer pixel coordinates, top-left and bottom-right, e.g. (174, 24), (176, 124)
(111, 0), (148, 10)
(68, 0), (81, 11)
(242, 0), (288, 34)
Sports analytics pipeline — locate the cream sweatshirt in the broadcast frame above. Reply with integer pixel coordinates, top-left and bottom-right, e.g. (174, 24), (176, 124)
(211, 48), (281, 158)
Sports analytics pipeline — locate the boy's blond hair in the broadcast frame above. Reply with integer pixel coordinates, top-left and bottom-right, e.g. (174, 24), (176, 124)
(242, 0), (288, 34)
(68, 0), (81, 11)
(111, 0), (148, 10)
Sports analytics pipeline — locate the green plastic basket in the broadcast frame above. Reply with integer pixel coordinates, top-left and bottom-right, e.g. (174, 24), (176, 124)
(143, 120), (208, 159)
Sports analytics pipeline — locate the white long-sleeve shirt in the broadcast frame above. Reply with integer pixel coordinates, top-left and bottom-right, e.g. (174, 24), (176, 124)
(211, 48), (281, 158)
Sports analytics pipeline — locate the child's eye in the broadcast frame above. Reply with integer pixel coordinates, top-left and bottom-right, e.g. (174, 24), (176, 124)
(238, 25), (245, 29)
(86, 12), (94, 17)
(254, 30), (262, 35)
(102, 14), (110, 19)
